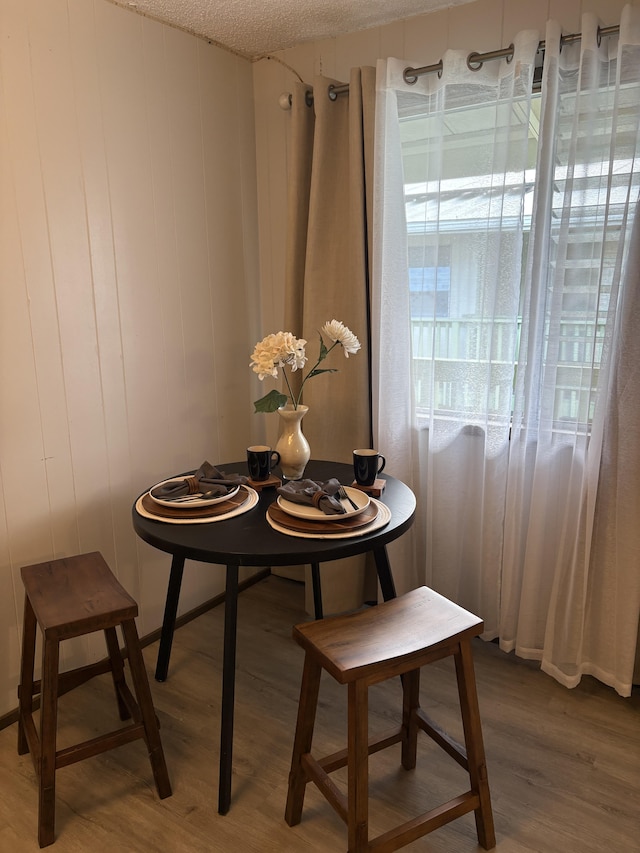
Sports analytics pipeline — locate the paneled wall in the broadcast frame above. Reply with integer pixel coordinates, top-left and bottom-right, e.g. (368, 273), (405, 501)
(0, 0), (262, 716)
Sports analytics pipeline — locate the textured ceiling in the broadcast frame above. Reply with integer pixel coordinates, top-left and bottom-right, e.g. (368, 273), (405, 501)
(110, 0), (476, 58)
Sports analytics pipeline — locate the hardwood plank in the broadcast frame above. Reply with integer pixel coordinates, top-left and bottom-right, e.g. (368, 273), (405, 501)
(0, 576), (638, 851)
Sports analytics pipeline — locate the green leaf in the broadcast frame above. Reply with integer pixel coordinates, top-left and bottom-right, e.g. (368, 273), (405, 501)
(254, 389), (289, 413)
(317, 333), (329, 362)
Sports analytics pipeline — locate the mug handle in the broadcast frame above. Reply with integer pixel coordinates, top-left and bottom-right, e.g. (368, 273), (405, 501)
(377, 455), (386, 474)
(270, 451), (281, 466)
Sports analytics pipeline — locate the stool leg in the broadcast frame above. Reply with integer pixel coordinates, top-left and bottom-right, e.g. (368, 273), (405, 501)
(401, 668), (420, 770)
(18, 596), (37, 756)
(285, 654), (322, 827)
(39, 636), (60, 848)
(347, 679), (369, 853)
(104, 626), (131, 722)
(120, 619), (172, 800)
(455, 640), (496, 850)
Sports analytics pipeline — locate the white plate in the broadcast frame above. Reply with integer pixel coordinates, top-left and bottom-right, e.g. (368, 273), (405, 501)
(268, 498), (390, 539)
(149, 477), (240, 508)
(277, 486), (370, 522)
(136, 487), (258, 524)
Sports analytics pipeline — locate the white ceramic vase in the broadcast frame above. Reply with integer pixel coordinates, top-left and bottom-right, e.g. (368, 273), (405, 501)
(275, 404), (310, 480)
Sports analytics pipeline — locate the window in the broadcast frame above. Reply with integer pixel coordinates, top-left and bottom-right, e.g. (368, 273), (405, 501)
(409, 245), (451, 319)
(400, 86), (640, 432)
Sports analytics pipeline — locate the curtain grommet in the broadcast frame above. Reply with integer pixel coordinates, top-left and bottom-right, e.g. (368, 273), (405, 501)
(403, 60), (443, 84)
(403, 67), (419, 85)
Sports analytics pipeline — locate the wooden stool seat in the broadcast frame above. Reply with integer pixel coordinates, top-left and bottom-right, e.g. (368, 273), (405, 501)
(285, 586), (496, 852)
(18, 552), (171, 847)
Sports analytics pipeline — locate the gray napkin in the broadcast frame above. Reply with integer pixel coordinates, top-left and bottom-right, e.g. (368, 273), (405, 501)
(277, 478), (346, 515)
(151, 461), (249, 500)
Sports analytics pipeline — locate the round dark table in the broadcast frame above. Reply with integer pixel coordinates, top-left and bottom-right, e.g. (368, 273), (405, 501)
(132, 459), (415, 814)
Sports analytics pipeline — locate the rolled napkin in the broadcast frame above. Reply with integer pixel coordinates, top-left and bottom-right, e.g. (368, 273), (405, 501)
(150, 461), (249, 500)
(277, 478), (347, 515)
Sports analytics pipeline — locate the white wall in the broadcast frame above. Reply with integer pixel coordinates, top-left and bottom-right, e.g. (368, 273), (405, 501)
(0, 0), (263, 716)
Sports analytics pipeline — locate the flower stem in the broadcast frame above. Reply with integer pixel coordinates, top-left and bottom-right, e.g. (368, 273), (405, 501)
(282, 368), (297, 410)
(293, 340), (339, 409)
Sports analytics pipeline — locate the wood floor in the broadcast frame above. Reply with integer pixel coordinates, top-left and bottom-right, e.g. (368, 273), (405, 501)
(0, 575), (638, 852)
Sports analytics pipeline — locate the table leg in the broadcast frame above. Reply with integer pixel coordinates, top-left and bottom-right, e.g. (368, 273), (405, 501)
(218, 563), (239, 815)
(310, 563), (323, 619)
(373, 546), (397, 601)
(155, 554), (185, 682)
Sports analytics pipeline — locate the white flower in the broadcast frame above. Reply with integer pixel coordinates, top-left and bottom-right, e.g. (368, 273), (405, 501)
(321, 320), (361, 357)
(289, 336), (307, 371)
(250, 332), (307, 381)
(251, 320), (360, 413)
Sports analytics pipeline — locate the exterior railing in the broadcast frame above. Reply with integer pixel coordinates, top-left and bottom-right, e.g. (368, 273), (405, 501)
(411, 316), (604, 424)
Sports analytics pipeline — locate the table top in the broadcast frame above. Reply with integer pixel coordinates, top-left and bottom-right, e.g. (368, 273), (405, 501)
(132, 460), (416, 567)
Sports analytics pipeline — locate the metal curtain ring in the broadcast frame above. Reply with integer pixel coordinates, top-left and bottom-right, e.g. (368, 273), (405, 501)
(403, 67), (419, 85)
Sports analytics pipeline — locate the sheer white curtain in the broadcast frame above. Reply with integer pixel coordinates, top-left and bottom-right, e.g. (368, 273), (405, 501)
(373, 6), (640, 694)
(583, 202), (640, 691)
(501, 8), (640, 695)
(373, 32), (540, 633)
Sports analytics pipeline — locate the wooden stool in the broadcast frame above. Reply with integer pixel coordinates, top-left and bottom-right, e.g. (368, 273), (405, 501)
(17, 552), (172, 847)
(285, 586), (496, 852)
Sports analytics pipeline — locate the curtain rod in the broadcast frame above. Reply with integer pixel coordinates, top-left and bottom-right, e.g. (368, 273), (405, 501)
(322, 23), (620, 101)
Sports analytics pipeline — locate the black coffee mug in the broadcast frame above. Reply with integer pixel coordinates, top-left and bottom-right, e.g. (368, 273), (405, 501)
(353, 449), (386, 487)
(247, 445), (280, 481)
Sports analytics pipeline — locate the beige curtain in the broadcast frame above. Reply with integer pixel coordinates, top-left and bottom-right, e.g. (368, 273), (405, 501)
(284, 82), (314, 352)
(282, 68), (377, 613)
(297, 69), (374, 457)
